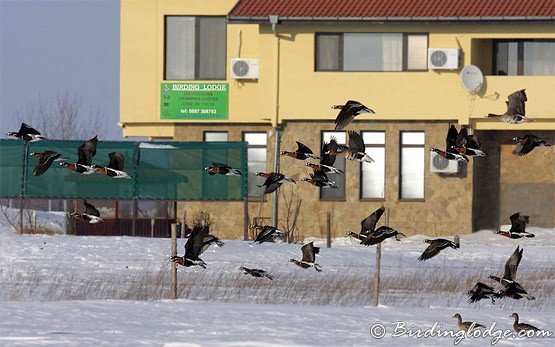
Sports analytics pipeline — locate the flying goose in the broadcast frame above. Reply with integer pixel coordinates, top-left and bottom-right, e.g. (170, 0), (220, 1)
(281, 141), (320, 161)
(172, 223), (219, 268)
(204, 162), (242, 176)
(92, 152), (131, 179)
(509, 313), (540, 333)
(512, 134), (551, 156)
(239, 266), (274, 280)
(446, 125), (486, 157)
(301, 170), (338, 189)
(452, 313), (486, 332)
(289, 242), (322, 271)
(332, 100), (375, 131)
(431, 148), (469, 162)
(305, 141), (343, 174)
(495, 213), (534, 239)
(59, 135), (98, 174)
(346, 131), (374, 163)
(360, 226), (405, 246)
(467, 282), (502, 304)
(255, 172), (296, 195)
(30, 150), (68, 176)
(489, 246), (535, 300)
(347, 206), (385, 240)
(251, 224), (288, 244)
(70, 200), (103, 224)
(7, 123), (45, 142)
(487, 89), (535, 124)
(324, 137), (349, 156)
(418, 236), (460, 261)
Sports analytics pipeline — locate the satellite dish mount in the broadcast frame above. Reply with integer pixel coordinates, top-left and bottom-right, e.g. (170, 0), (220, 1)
(460, 65), (484, 94)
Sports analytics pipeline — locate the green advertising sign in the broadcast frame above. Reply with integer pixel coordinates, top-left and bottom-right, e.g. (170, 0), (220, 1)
(161, 82), (229, 120)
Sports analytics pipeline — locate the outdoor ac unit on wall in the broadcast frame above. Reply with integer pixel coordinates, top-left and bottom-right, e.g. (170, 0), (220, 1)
(428, 48), (460, 70)
(430, 151), (459, 174)
(231, 58), (259, 79)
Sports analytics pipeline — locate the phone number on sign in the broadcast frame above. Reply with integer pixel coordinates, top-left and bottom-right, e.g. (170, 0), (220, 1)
(180, 109), (217, 114)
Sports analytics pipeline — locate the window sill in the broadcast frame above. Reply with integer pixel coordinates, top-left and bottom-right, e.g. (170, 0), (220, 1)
(319, 198), (347, 202)
(360, 198), (386, 202)
(398, 198), (425, 202)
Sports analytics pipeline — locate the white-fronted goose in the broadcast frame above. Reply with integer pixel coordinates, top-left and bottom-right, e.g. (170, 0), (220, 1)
(467, 282), (502, 304)
(332, 100), (375, 131)
(289, 242), (322, 271)
(418, 236), (460, 261)
(251, 224), (288, 244)
(487, 89), (535, 124)
(93, 152), (131, 179)
(71, 200), (103, 224)
(510, 313), (540, 333)
(281, 141), (320, 160)
(489, 246), (535, 300)
(30, 150), (68, 176)
(7, 123), (45, 142)
(255, 172), (296, 195)
(204, 162), (242, 176)
(452, 313), (486, 332)
(239, 266), (273, 280)
(512, 134), (551, 156)
(360, 226), (404, 246)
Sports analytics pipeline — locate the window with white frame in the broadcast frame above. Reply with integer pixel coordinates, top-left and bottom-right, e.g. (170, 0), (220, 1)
(204, 131), (228, 142)
(165, 16), (226, 80)
(400, 131), (425, 199)
(316, 33), (428, 71)
(243, 132), (267, 197)
(361, 131), (385, 199)
(320, 131), (346, 200)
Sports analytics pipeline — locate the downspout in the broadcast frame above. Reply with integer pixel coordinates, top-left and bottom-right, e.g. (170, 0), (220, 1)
(270, 15), (281, 228)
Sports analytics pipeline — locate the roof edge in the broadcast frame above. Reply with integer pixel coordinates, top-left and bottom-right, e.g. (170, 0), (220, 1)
(227, 15), (555, 23)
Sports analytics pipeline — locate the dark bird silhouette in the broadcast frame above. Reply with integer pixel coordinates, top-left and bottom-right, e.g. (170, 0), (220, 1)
(71, 200), (103, 224)
(467, 282), (502, 304)
(239, 266), (273, 280)
(301, 170), (338, 189)
(360, 226), (405, 246)
(431, 148), (469, 162)
(289, 242), (322, 271)
(204, 162), (242, 176)
(332, 100), (375, 131)
(7, 123), (45, 142)
(346, 131), (374, 163)
(59, 135), (98, 174)
(447, 125), (486, 157)
(255, 172), (296, 195)
(172, 223), (222, 268)
(92, 152), (131, 179)
(251, 224), (288, 244)
(418, 236), (460, 261)
(281, 141), (320, 160)
(489, 246), (535, 300)
(30, 150), (68, 176)
(305, 141), (343, 174)
(452, 313), (486, 332)
(487, 89), (535, 124)
(495, 212), (534, 239)
(510, 313), (540, 333)
(512, 134), (551, 156)
(324, 137), (349, 156)
(347, 206), (385, 240)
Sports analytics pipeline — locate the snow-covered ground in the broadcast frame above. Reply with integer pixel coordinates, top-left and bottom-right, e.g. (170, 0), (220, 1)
(0, 208), (553, 346)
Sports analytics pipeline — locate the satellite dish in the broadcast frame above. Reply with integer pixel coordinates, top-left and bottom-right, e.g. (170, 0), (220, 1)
(460, 65), (484, 94)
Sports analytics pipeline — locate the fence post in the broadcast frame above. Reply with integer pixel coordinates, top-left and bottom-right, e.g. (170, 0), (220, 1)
(326, 212), (332, 248)
(181, 209), (186, 238)
(243, 200), (249, 241)
(372, 207), (388, 307)
(150, 218), (155, 238)
(131, 198), (138, 237)
(171, 223), (177, 300)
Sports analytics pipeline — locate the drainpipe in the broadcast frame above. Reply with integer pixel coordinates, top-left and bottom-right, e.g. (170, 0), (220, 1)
(270, 15), (281, 228)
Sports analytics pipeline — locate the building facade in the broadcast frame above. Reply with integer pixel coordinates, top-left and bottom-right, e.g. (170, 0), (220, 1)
(120, 0), (555, 239)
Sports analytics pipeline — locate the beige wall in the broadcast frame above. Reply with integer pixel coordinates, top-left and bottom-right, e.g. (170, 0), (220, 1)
(174, 120), (475, 240)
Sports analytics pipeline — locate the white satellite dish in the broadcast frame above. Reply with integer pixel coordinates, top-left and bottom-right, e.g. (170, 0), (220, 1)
(460, 65), (484, 94)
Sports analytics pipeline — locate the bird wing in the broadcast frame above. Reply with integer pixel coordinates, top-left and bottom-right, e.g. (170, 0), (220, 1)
(253, 226), (275, 243)
(348, 131), (365, 153)
(446, 125), (459, 149)
(361, 226), (395, 246)
(456, 126), (469, 147)
(301, 242), (316, 263)
(418, 239), (450, 261)
(360, 206), (385, 235)
(320, 142), (336, 166)
(83, 200), (100, 217)
(263, 172), (284, 186)
(263, 182), (281, 195)
(295, 141), (313, 155)
(20, 123), (42, 136)
(213, 162), (231, 169)
(108, 152), (125, 171)
(77, 136), (98, 165)
(503, 246), (523, 281)
(33, 154), (58, 176)
(509, 212), (526, 233)
(312, 170), (329, 182)
(506, 90), (527, 116)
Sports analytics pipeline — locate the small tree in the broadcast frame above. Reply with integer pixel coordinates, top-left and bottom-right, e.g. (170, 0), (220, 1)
(278, 189), (302, 243)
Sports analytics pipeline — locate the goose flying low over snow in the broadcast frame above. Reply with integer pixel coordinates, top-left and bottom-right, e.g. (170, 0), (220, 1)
(92, 152), (131, 179)
(255, 172), (296, 195)
(289, 242), (322, 271)
(360, 226), (405, 246)
(495, 212), (534, 239)
(250, 224), (288, 244)
(509, 313), (540, 333)
(30, 150), (68, 176)
(281, 141), (320, 161)
(512, 134), (551, 156)
(418, 236), (460, 261)
(71, 200), (103, 224)
(467, 282), (502, 304)
(239, 266), (274, 280)
(489, 246), (535, 301)
(487, 89), (535, 124)
(60, 135), (98, 174)
(332, 100), (375, 131)
(347, 206), (385, 240)
(204, 162), (242, 176)
(7, 123), (45, 142)
(172, 223), (222, 268)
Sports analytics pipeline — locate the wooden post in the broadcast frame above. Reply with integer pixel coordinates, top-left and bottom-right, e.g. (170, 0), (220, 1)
(171, 223), (177, 300)
(372, 243), (382, 307)
(243, 200), (249, 241)
(150, 218), (155, 238)
(326, 212), (332, 248)
(19, 197), (24, 235)
(181, 208), (186, 238)
(131, 198), (138, 237)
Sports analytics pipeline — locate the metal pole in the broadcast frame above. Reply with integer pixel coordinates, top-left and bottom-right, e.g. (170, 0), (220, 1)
(271, 126), (281, 227)
(131, 198), (138, 237)
(171, 223), (177, 300)
(326, 212), (332, 248)
(243, 199), (249, 240)
(19, 142), (29, 235)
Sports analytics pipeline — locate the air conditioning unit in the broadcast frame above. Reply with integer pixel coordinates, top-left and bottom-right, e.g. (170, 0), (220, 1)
(428, 48), (460, 70)
(430, 151), (459, 174)
(231, 58), (259, 79)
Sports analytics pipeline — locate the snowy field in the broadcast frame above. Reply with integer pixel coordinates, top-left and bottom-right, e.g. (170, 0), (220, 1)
(0, 208), (553, 346)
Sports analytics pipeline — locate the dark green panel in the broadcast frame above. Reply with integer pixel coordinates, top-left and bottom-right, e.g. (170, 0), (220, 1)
(0, 140), (24, 197)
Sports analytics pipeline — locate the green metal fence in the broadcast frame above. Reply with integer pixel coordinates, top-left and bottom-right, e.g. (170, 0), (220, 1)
(0, 139), (247, 200)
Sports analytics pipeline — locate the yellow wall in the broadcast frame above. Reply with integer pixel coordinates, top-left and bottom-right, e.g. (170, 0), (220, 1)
(120, 1), (555, 137)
